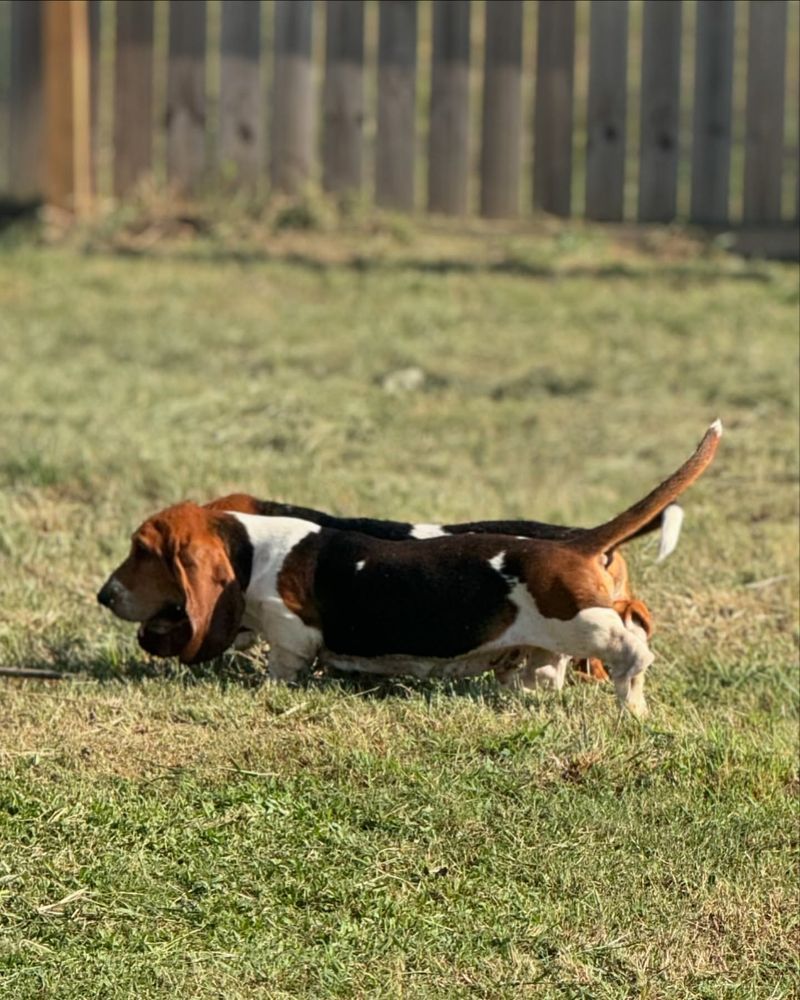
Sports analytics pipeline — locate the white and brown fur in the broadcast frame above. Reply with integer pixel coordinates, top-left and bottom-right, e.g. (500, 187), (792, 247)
(98, 422), (721, 717)
(202, 490), (680, 683)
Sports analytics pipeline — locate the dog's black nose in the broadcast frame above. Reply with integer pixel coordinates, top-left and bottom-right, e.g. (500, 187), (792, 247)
(97, 581), (116, 608)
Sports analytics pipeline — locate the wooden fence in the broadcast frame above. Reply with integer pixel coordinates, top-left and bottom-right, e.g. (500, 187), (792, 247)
(1, 0), (798, 225)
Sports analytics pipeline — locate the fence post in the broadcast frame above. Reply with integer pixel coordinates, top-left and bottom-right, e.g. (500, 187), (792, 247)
(166, 0), (207, 195)
(585, 0), (629, 221)
(89, 0), (101, 193)
(376, 0), (417, 211)
(480, 0), (522, 219)
(113, 0), (154, 197)
(690, 1), (735, 226)
(9, 0), (43, 200)
(42, 0), (92, 212)
(271, 0), (314, 195)
(219, 0), (263, 186)
(428, 0), (471, 215)
(533, 0), (576, 218)
(638, 0), (682, 223)
(743, 0), (788, 224)
(323, 0), (364, 195)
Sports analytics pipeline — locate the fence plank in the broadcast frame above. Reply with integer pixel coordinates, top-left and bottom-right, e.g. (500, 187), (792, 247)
(9, 0), (43, 200)
(219, 0), (262, 185)
(376, 0), (418, 211)
(271, 0), (314, 194)
(428, 0), (471, 214)
(43, 0), (92, 211)
(113, 0), (154, 196)
(166, 0), (207, 194)
(89, 0), (101, 191)
(690, 1), (735, 225)
(585, 0), (629, 221)
(638, 0), (682, 222)
(480, 0), (522, 218)
(743, 0), (788, 224)
(323, 0), (364, 195)
(533, 0), (576, 217)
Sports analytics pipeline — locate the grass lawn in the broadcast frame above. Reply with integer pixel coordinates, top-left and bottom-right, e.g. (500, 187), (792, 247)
(0, 215), (798, 998)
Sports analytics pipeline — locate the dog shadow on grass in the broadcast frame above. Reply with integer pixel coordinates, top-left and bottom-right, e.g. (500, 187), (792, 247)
(145, 647), (589, 710)
(191, 646), (511, 704)
(21, 638), (599, 711)
(29, 642), (557, 709)
(200, 656), (522, 707)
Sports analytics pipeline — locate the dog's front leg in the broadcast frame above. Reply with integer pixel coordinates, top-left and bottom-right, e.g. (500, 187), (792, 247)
(266, 646), (310, 684)
(259, 610), (320, 684)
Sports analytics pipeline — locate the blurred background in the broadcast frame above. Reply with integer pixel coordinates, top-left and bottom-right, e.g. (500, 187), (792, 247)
(0, 0), (797, 233)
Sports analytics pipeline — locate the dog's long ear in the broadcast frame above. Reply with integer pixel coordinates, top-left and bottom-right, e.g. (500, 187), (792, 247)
(170, 540), (245, 664)
(614, 598), (653, 639)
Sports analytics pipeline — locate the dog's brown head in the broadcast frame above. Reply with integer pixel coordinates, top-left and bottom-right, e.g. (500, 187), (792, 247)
(97, 502), (248, 664)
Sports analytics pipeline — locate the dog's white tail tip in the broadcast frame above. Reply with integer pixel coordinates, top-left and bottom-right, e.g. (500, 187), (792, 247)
(709, 418), (723, 437)
(656, 504), (684, 562)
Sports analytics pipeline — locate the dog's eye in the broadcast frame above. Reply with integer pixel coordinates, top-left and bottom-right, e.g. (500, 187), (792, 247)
(132, 540), (151, 559)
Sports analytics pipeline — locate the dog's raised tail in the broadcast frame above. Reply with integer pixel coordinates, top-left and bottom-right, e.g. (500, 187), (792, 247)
(574, 420), (722, 557)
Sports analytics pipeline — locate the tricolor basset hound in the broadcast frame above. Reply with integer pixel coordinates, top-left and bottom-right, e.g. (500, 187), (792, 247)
(97, 422), (721, 717)
(200, 491), (679, 682)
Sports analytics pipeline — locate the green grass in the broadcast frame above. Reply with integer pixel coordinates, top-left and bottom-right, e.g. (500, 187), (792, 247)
(0, 216), (798, 997)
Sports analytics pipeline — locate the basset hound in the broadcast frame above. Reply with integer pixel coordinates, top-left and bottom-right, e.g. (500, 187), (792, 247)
(97, 422), (721, 717)
(200, 490), (678, 683)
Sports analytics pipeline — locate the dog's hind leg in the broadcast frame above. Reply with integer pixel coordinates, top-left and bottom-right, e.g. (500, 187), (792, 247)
(531, 653), (570, 691)
(522, 650), (570, 691)
(494, 649), (569, 691)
